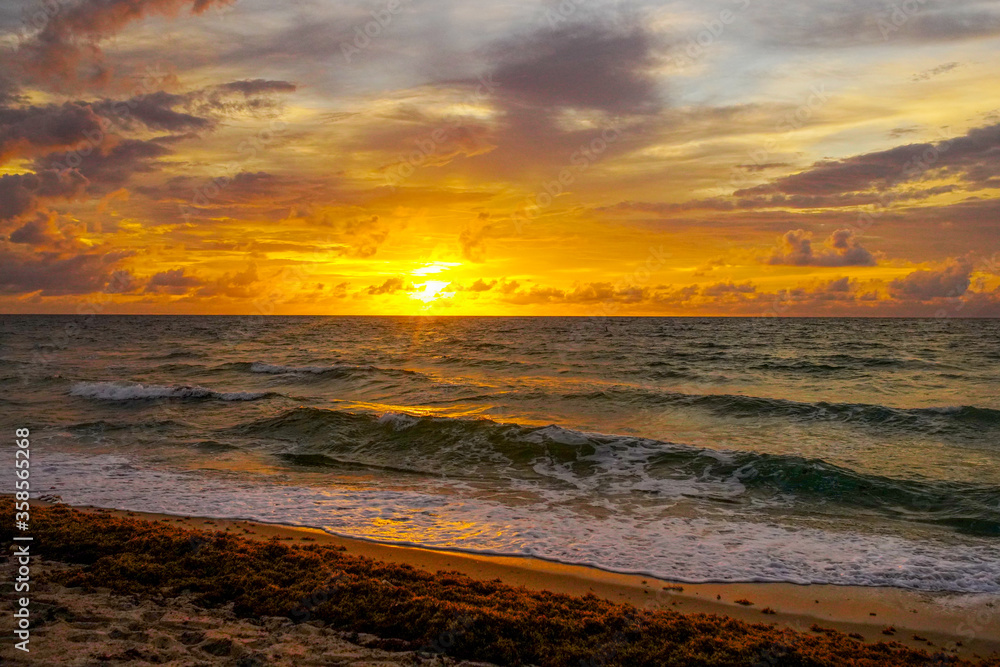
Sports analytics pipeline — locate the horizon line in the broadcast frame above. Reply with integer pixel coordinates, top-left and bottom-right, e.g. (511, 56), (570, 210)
(3, 313), (999, 320)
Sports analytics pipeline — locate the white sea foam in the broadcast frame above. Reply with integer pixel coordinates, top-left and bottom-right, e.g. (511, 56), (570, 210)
(16, 451), (1000, 594)
(525, 424), (595, 445)
(378, 412), (420, 429)
(70, 381), (269, 401)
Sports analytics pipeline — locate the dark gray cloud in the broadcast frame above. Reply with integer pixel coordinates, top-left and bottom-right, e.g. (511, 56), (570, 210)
(93, 92), (213, 132)
(489, 22), (663, 114)
(889, 258), (972, 299)
(145, 268), (204, 295)
(0, 71), (297, 235)
(0, 245), (132, 295)
(0, 101), (106, 161)
(6, 211), (81, 250)
(9, 216), (53, 245)
(768, 229), (877, 266)
(739, 122), (1000, 197)
(0, 169), (88, 225)
(35, 139), (171, 189)
(92, 80), (298, 132)
(744, 0), (1000, 48)
(0, 74), (24, 106)
(376, 17), (665, 182)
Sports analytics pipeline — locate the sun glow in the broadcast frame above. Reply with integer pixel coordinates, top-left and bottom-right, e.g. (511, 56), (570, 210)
(409, 280), (454, 303)
(411, 262), (461, 276)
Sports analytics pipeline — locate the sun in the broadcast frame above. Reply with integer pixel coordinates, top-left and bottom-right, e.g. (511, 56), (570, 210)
(407, 262), (459, 304)
(409, 280), (454, 303)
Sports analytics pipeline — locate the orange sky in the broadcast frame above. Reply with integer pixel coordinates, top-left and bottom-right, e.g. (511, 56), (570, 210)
(2, 0), (999, 315)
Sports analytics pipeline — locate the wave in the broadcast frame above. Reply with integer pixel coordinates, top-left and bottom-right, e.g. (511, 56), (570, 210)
(689, 394), (1000, 427)
(748, 360), (851, 373)
(67, 419), (186, 432)
(191, 440), (240, 452)
(236, 406), (1000, 536)
(430, 354), (544, 371)
(560, 386), (1000, 434)
(145, 351), (207, 360)
(222, 361), (422, 380)
(820, 353), (946, 369)
(70, 381), (276, 402)
(149, 363), (207, 373)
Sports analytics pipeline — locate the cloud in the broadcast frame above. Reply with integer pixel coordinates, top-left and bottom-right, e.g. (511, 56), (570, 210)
(7, 211), (86, 252)
(741, 122), (1000, 197)
(105, 269), (140, 294)
(458, 215), (496, 263)
(889, 258), (973, 299)
(370, 116), (497, 178)
(0, 72), (298, 230)
(912, 62), (961, 82)
(701, 281), (757, 296)
(0, 169), (89, 225)
(489, 21), (663, 115)
(93, 92), (213, 132)
(145, 268), (204, 295)
(343, 219), (389, 259)
(467, 278), (497, 292)
(315, 214), (389, 259)
(214, 80), (297, 96)
(496, 279), (520, 294)
(16, 0), (237, 90)
(366, 276), (410, 295)
(502, 284), (566, 305)
(93, 79), (298, 132)
(457, 269), (995, 316)
(35, 138), (172, 190)
(0, 75), (22, 106)
(0, 102), (106, 161)
(403, 17), (662, 183)
(0, 245), (131, 295)
(9, 215), (57, 245)
(498, 281), (655, 306)
(204, 10), (379, 72)
(823, 276), (852, 292)
(768, 229), (877, 267)
(195, 264), (260, 298)
(194, 80), (298, 118)
(314, 16), (661, 187)
(745, 0), (1000, 49)
(139, 170), (351, 228)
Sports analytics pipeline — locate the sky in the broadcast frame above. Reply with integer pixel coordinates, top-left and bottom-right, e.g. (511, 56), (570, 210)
(1, 0), (999, 316)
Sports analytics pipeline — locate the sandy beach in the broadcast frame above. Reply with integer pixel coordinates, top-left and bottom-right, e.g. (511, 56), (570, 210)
(4, 499), (998, 666)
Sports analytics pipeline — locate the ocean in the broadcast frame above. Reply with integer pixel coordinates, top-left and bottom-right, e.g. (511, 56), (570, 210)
(2, 315), (999, 593)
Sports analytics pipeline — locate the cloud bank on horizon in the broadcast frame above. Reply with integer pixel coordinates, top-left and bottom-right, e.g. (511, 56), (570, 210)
(1, 0), (999, 315)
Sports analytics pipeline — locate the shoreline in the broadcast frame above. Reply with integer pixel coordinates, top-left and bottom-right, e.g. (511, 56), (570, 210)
(49, 501), (1000, 660)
